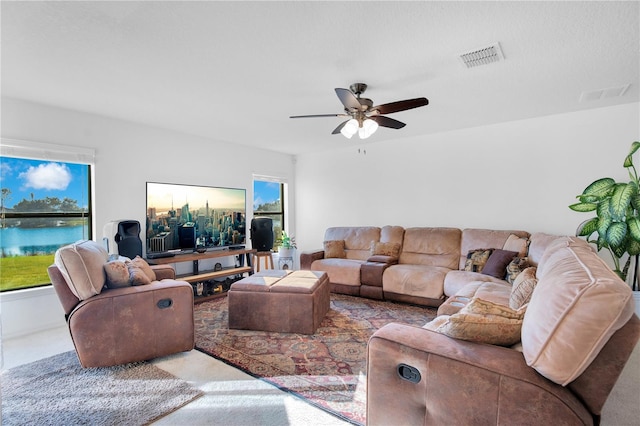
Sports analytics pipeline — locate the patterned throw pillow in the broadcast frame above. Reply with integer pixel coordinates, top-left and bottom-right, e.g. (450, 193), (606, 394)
(505, 256), (530, 284)
(426, 313), (523, 346)
(324, 240), (346, 259)
(104, 261), (131, 289)
(462, 297), (527, 319)
(464, 249), (493, 273)
(370, 241), (401, 258)
(510, 267), (538, 309)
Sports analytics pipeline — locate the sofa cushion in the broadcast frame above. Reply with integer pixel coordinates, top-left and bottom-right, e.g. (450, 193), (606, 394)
(439, 279), (512, 315)
(522, 237), (635, 385)
(510, 267), (538, 309)
(505, 256), (530, 284)
(104, 260), (131, 289)
(383, 264), (449, 300)
(463, 249), (493, 273)
(324, 227), (381, 260)
(324, 240), (346, 259)
(54, 240), (109, 300)
(399, 227), (461, 269)
(311, 258), (364, 287)
(443, 270), (508, 298)
(370, 241), (401, 258)
(527, 232), (561, 266)
(481, 249), (518, 278)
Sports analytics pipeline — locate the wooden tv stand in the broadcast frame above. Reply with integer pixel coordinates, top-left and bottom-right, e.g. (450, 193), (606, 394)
(147, 248), (256, 303)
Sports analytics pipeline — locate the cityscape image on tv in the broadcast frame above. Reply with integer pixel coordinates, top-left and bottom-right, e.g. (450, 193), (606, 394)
(146, 182), (246, 253)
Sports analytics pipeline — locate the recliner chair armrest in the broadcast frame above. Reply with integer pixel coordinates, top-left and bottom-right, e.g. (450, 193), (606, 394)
(299, 249), (325, 270)
(367, 323), (592, 425)
(151, 264), (176, 280)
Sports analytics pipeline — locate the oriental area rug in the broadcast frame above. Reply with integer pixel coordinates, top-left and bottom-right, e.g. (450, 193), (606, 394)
(1, 351), (203, 425)
(194, 293), (437, 425)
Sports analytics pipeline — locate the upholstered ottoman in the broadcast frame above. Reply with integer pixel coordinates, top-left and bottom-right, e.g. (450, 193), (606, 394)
(228, 270), (330, 334)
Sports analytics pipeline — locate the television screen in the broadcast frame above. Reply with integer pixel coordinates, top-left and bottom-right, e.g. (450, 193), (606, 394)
(146, 182), (246, 253)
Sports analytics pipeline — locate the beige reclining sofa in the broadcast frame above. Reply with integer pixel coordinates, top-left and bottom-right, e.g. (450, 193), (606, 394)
(301, 226), (535, 307)
(301, 226), (639, 424)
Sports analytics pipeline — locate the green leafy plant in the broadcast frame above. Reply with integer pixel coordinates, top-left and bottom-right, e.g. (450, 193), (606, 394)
(569, 141), (640, 290)
(280, 231), (297, 249)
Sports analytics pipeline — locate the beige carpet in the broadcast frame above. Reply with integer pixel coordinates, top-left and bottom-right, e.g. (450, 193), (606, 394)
(1, 351), (203, 425)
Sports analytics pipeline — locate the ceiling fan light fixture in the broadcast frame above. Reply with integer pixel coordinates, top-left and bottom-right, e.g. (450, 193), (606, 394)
(358, 118), (378, 139)
(340, 118), (359, 138)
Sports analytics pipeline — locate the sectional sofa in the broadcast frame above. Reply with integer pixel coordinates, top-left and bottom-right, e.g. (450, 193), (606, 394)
(301, 226), (544, 307)
(301, 226), (640, 425)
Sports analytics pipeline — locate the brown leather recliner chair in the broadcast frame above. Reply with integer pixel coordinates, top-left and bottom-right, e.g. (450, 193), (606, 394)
(48, 240), (195, 368)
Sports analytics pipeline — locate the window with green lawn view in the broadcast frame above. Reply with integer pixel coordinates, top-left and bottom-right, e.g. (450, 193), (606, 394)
(253, 179), (285, 251)
(1, 156), (92, 292)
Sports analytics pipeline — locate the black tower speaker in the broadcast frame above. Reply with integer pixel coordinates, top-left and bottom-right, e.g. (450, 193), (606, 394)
(250, 217), (274, 252)
(115, 220), (142, 259)
(178, 225), (196, 249)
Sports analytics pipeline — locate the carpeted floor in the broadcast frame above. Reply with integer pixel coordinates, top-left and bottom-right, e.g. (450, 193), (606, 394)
(194, 294), (437, 425)
(0, 350), (203, 426)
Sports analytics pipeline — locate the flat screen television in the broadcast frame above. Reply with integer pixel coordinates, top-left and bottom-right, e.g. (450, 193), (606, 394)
(146, 181), (246, 253)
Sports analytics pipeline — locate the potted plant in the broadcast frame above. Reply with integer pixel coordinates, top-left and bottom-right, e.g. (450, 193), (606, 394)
(569, 141), (640, 291)
(278, 231), (297, 258)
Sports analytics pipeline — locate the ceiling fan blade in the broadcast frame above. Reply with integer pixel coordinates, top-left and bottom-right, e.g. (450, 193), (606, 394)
(371, 115), (406, 129)
(331, 120), (350, 134)
(290, 113), (347, 119)
(371, 97), (428, 115)
(335, 88), (361, 111)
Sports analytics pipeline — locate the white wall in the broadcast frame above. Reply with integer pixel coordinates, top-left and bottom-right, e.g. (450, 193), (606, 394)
(0, 97), (296, 337)
(295, 102), (640, 251)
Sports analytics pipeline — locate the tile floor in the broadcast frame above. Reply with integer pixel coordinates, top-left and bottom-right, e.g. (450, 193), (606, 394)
(2, 326), (638, 425)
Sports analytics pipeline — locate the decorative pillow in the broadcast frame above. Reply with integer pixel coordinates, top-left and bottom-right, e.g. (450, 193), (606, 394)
(510, 267), (538, 309)
(370, 241), (401, 258)
(104, 261), (131, 289)
(505, 256), (530, 284)
(54, 240), (109, 300)
(462, 297), (527, 320)
(130, 256), (156, 281)
(482, 249), (518, 279)
(429, 313), (523, 346)
(464, 249), (493, 273)
(503, 234), (530, 257)
(324, 240), (346, 259)
(127, 262), (152, 286)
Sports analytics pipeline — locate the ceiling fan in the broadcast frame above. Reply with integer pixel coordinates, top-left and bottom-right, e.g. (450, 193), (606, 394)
(290, 83), (428, 139)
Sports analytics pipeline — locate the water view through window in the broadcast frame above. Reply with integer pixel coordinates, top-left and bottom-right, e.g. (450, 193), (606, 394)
(0, 156), (91, 291)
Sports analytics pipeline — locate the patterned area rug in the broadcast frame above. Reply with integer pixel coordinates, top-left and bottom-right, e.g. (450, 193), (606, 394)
(194, 294), (437, 425)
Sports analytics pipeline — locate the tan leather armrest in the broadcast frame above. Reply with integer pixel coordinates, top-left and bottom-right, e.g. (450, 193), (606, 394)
(299, 249), (325, 270)
(366, 255), (398, 265)
(151, 264), (176, 280)
(367, 323), (591, 425)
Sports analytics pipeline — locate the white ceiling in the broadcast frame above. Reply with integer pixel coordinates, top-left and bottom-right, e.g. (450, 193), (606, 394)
(2, 1), (639, 155)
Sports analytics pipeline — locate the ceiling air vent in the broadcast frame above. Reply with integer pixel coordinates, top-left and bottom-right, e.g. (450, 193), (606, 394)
(459, 43), (504, 68)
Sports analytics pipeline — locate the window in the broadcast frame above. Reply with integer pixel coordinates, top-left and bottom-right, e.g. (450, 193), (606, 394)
(0, 140), (94, 292)
(253, 178), (285, 250)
